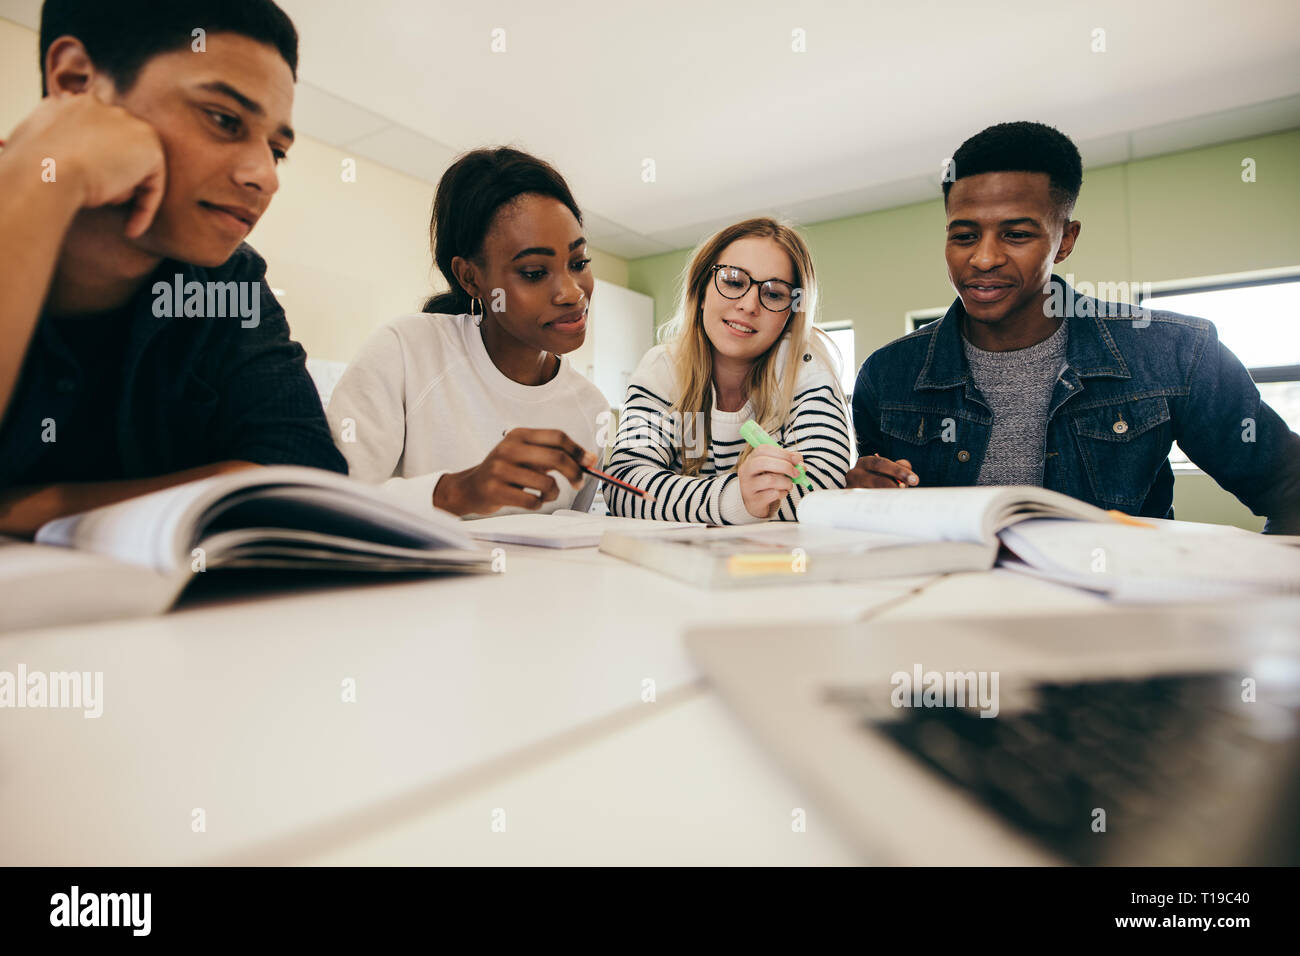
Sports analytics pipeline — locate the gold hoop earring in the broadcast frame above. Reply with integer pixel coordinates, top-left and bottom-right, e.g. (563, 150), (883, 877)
(471, 296), (484, 326)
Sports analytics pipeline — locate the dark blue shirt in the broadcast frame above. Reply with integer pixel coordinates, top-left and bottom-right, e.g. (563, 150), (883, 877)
(0, 243), (347, 486)
(852, 276), (1300, 533)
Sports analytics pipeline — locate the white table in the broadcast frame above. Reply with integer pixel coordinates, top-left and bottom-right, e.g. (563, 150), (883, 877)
(0, 545), (1106, 865)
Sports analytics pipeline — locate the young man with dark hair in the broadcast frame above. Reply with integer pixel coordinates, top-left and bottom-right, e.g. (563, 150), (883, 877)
(0, 0), (345, 538)
(847, 121), (1300, 533)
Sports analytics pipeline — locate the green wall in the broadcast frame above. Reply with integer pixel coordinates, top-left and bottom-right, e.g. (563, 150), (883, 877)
(626, 128), (1300, 531)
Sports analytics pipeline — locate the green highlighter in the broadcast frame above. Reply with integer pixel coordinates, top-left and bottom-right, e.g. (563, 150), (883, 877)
(740, 419), (813, 489)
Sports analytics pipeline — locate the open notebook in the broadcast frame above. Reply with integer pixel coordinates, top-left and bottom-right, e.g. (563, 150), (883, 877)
(2, 466), (490, 632)
(601, 486), (1300, 596)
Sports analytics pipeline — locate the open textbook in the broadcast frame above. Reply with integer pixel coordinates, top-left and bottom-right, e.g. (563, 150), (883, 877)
(801, 486), (1300, 599)
(601, 486), (1300, 596)
(1, 466), (491, 632)
(1000, 518), (1300, 600)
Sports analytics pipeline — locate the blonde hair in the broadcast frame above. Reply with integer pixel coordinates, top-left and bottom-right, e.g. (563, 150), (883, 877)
(659, 217), (842, 475)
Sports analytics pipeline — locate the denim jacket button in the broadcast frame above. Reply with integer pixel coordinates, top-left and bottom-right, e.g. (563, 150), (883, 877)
(957, 450), (971, 462)
(1112, 420), (1128, 435)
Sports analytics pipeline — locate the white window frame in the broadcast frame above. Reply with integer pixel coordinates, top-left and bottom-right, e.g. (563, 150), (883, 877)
(906, 307), (947, 335)
(815, 320), (857, 399)
(1138, 268), (1300, 473)
(1137, 268), (1300, 385)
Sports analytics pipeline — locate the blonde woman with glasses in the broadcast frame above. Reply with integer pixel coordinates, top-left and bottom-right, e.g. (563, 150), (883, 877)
(604, 218), (851, 522)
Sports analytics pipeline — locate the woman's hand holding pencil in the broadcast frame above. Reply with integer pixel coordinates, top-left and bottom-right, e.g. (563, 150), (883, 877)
(432, 428), (598, 516)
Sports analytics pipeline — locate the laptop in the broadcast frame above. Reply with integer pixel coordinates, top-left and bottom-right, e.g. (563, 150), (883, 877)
(686, 600), (1300, 865)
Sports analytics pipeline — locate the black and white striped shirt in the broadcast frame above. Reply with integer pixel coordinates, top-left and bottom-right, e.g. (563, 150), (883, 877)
(604, 340), (852, 523)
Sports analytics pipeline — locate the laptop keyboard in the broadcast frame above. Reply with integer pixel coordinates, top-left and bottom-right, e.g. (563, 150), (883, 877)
(869, 672), (1300, 865)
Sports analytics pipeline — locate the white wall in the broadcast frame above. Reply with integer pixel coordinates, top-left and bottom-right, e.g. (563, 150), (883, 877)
(567, 280), (655, 408)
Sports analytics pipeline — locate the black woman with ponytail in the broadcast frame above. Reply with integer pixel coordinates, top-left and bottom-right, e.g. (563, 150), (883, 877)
(327, 147), (609, 518)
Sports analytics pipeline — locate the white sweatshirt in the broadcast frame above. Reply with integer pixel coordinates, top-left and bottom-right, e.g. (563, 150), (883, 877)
(326, 312), (611, 517)
(604, 338), (852, 524)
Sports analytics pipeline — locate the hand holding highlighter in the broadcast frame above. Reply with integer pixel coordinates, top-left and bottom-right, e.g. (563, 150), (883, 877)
(740, 419), (813, 489)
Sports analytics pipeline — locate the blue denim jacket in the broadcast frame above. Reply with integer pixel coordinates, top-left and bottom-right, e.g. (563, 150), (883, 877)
(852, 276), (1300, 532)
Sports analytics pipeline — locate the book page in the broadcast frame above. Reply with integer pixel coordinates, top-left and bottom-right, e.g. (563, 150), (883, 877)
(797, 486), (1112, 543)
(797, 487), (1011, 543)
(34, 478), (219, 571)
(466, 512), (703, 548)
(1000, 518), (1300, 598)
(201, 487), (476, 551)
(200, 528), (490, 565)
(611, 523), (924, 555)
(34, 466), (477, 573)
(993, 487), (1111, 527)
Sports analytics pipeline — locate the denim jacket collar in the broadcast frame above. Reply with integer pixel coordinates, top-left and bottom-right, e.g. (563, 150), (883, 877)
(915, 275), (1132, 391)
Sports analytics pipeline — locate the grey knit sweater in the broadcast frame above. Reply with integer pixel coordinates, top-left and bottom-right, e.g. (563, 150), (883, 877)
(961, 320), (1069, 486)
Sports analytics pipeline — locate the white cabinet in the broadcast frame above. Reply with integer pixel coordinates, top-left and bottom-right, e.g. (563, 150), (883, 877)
(568, 279), (656, 408)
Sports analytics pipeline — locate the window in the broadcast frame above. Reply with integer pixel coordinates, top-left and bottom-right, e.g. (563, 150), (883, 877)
(1140, 275), (1300, 378)
(907, 307), (947, 334)
(1139, 274), (1300, 468)
(817, 322), (856, 397)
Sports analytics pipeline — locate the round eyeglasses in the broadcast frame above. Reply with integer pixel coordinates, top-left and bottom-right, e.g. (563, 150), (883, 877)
(711, 264), (796, 312)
